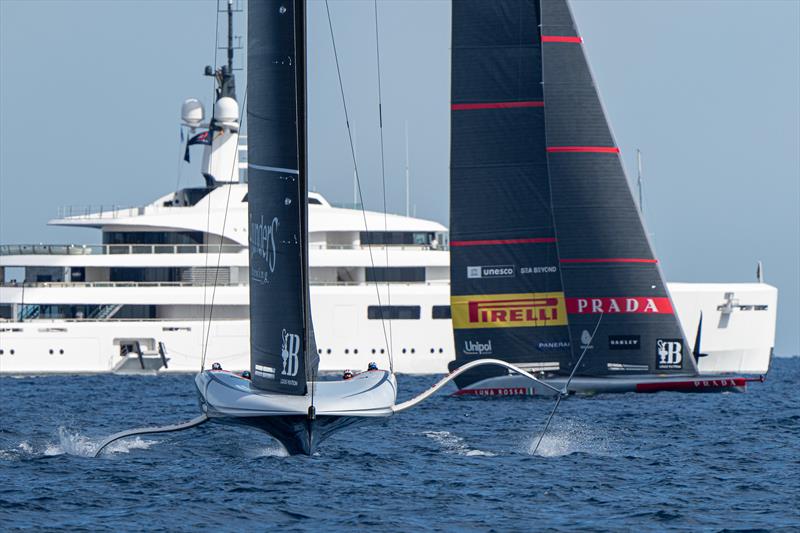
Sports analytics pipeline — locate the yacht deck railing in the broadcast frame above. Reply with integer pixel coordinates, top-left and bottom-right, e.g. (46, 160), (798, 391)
(0, 244), (245, 256)
(0, 280), (448, 289)
(1, 243), (446, 256)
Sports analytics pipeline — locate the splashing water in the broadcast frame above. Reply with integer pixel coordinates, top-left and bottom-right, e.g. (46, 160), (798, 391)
(424, 430), (497, 457)
(523, 419), (615, 457)
(0, 427), (157, 459)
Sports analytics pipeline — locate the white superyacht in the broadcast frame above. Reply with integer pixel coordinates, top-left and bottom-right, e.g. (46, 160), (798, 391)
(0, 10), (776, 377)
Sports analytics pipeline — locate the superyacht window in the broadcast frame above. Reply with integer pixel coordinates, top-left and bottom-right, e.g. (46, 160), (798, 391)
(432, 305), (451, 319)
(367, 306), (421, 320)
(365, 267), (425, 283)
(360, 231), (435, 246)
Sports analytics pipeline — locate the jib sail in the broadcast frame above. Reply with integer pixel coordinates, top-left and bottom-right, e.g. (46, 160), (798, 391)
(540, 0), (696, 375)
(449, 0), (572, 379)
(247, 0), (318, 394)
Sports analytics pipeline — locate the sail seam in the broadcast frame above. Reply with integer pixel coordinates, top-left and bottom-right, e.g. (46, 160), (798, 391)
(546, 146), (619, 153)
(560, 258), (657, 264)
(541, 35), (582, 43)
(451, 237), (556, 246)
(248, 163), (299, 175)
(452, 101), (543, 110)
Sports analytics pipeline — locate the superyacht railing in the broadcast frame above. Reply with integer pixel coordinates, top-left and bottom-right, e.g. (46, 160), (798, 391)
(0, 280), (448, 288)
(0, 244), (245, 256)
(1, 243), (446, 255)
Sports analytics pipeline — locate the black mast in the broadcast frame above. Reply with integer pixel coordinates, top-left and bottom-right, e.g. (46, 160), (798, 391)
(247, 0), (317, 395)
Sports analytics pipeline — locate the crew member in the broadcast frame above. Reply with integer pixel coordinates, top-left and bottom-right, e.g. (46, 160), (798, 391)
(367, 362), (378, 371)
(211, 362), (222, 371)
(343, 369), (354, 380)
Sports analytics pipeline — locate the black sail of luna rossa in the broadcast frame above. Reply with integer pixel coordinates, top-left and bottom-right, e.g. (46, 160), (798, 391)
(247, 0), (318, 394)
(449, 0), (572, 385)
(449, 0), (697, 382)
(540, 0), (695, 376)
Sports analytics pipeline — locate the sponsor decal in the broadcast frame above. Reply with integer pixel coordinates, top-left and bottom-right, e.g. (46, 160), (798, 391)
(608, 335), (641, 350)
(566, 297), (674, 314)
(579, 329), (594, 350)
(254, 364), (276, 379)
(537, 340), (570, 352)
(249, 215), (279, 284)
(463, 339), (493, 356)
(636, 378), (746, 392)
(454, 388), (533, 397)
(607, 362), (649, 371)
(466, 265), (516, 279)
(451, 292), (567, 329)
(520, 266), (558, 275)
(656, 338), (683, 369)
(280, 329), (301, 385)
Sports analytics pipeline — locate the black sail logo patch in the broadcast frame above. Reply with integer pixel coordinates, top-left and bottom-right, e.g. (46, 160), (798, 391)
(608, 335), (640, 350)
(656, 338), (683, 369)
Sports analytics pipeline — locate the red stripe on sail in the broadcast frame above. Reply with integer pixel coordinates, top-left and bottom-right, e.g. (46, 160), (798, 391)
(566, 297), (674, 315)
(546, 146), (620, 153)
(560, 258), (657, 264)
(450, 237), (556, 247)
(451, 101), (544, 110)
(541, 35), (583, 43)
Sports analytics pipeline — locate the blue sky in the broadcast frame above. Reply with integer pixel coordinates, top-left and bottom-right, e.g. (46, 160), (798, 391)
(1, 0), (798, 355)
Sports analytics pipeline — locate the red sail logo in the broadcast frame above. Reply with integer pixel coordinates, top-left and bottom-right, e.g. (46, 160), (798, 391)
(566, 297), (673, 314)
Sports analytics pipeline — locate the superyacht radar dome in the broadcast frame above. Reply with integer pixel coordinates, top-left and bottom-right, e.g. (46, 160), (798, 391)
(214, 97), (239, 127)
(181, 98), (204, 128)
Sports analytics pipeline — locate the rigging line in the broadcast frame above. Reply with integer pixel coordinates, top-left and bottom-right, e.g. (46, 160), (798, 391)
(201, 90), (248, 372)
(372, 0), (394, 374)
(531, 311), (604, 456)
(324, 0), (393, 372)
(200, 0), (223, 372)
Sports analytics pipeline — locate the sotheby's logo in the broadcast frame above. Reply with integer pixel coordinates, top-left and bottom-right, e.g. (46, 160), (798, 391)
(656, 338), (683, 369)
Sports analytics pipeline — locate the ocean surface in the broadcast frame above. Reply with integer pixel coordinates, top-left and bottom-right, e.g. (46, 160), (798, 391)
(1, 357), (798, 532)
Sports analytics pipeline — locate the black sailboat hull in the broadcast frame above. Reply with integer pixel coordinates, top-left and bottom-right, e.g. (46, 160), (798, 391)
(207, 414), (367, 456)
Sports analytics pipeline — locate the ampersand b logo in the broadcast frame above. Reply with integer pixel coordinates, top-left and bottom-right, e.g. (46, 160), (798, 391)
(281, 329), (300, 377)
(657, 338), (683, 369)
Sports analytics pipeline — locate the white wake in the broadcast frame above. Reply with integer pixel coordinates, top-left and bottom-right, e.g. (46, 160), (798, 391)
(424, 430), (497, 457)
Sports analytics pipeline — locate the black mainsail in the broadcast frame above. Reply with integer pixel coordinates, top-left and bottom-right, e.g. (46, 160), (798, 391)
(540, 0), (695, 376)
(248, 0), (319, 395)
(449, 0), (571, 383)
(449, 0), (698, 388)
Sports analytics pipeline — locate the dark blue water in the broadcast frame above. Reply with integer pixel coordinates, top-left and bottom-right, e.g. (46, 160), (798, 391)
(1, 358), (798, 531)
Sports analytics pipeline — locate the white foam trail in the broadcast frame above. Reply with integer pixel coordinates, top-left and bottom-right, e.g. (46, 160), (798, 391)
(424, 430), (496, 457)
(40, 427), (157, 457)
(246, 442), (290, 458)
(523, 419), (614, 457)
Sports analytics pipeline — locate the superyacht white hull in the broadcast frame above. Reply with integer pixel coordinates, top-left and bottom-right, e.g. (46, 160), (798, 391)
(0, 281), (777, 375)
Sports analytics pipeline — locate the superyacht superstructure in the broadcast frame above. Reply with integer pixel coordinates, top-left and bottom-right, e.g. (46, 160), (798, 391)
(0, 159), (778, 376)
(0, 3), (777, 377)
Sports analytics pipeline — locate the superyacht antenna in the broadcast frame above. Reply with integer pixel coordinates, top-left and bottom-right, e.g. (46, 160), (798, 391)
(637, 148), (643, 214)
(405, 120), (410, 217)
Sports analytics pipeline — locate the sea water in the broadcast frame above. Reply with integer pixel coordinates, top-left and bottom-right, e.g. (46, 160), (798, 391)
(1, 357), (798, 531)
